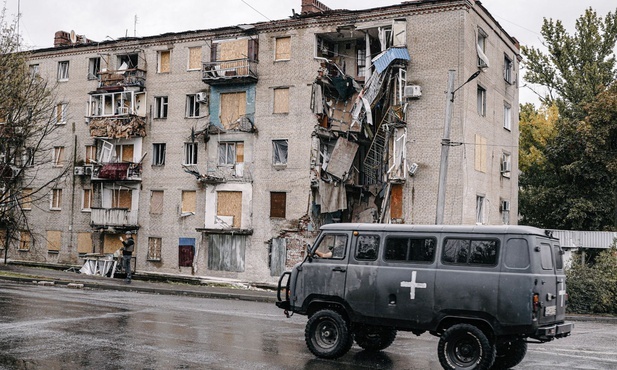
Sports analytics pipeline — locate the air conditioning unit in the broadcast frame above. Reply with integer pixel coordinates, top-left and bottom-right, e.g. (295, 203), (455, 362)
(403, 85), (422, 99)
(501, 200), (510, 212)
(196, 92), (208, 103)
(83, 166), (93, 176)
(74, 166), (84, 176)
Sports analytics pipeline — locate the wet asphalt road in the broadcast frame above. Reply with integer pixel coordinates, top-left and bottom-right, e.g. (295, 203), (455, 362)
(0, 282), (615, 369)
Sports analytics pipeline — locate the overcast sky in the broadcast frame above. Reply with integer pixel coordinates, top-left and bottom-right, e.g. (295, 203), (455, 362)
(5, 0), (616, 104)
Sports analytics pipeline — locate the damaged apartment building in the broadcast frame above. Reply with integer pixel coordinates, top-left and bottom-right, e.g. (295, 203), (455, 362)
(3, 0), (519, 283)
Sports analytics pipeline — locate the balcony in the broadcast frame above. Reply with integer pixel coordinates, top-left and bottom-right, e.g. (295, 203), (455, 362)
(202, 59), (258, 85)
(92, 162), (142, 181)
(90, 208), (138, 228)
(98, 68), (146, 91)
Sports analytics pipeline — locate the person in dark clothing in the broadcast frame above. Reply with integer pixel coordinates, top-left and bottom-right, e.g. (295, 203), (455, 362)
(119, 232), (134, 283)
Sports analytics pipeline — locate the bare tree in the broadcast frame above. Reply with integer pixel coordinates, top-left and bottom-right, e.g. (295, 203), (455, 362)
(0, 7), (71, 263)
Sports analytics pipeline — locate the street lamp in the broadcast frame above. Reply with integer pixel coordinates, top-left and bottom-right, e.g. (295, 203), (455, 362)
(435, 69), (481, 225)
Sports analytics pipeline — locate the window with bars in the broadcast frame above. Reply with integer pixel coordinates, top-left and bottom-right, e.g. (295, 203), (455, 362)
(152, 143), (166, 166)
(148, 237), (162, 261)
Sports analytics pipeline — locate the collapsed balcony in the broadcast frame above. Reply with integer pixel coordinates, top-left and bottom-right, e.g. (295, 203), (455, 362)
(89, 116), (147, 139)
(98, 68), (146, 91)
(92, 162), (142, 181)
(202, 59), (258, 85)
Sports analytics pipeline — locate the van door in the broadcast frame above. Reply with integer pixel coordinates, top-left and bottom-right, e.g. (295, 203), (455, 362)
(536, 242), (560, 324)
(302, 232), (350, 304)
(553, 242), (567, 321)
(344, 233), (380, 318)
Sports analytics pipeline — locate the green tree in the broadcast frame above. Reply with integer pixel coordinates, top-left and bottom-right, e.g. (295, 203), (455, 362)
(519, 7), (617, 230)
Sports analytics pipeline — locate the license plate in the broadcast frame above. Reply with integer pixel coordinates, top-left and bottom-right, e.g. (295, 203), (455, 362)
(545, 305), (556, 316)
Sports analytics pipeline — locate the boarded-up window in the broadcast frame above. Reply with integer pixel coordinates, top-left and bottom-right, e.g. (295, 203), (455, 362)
(474, 135), (487, 172)
(181, 190), (196, 214)
(179, 238), (195, 267)
(103, 233), (137, 254)
(46, 230), (62, 252)
(22, 188), (32, 210)
(82, 189), (92, 210)
(53, 146), (64, 166)
(77, 232), (92, 254)
(148, 237), (162, 261)
(208, 234), (246, 272)
(273, 88), (289, 113)
(270, 238), (286, 276)
(221, 39), (248, 61)
(150, 190), (164, 214)
(270, 192), (286, 218)
(51, 189), (62, 210)
(217, 191), (242, 228)
(158, 50), (171, 73)
(114, 144), (134, 162)
(188, 47), (202, 70)
(390, 184), (403, 219)
(85, 145), (97, 164)
(19, 231), (31, 250)
(219, 92), (246, 129)
(112, 188), (132, 210)
(275, 37), (291, 60)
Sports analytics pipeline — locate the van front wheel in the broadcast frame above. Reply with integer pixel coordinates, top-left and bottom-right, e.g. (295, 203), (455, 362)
(354, 325), (397, 351)
(305, 309), (353, 359)
(438, 324), (495, 370)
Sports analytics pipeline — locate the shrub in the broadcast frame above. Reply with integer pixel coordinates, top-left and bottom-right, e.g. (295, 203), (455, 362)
(566, 247), (617, 315)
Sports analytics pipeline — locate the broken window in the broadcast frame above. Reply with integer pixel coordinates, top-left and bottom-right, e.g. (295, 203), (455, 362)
(185, 94), (200, 118)
(218, 142), (244, 166)
(477, 27), (489, 68)
(51, 189), (62, 210)
(273, 88), (289, 113)
(275, 36), (291, 61)
(22, 188), (32, 210)
(272, 139), (288, 165)
(46, 230), (62, 252)
(474, 134), (487, 173)
(150, 190), (164, 214)
(270, 192), (287, 218)
(117, 53), (138, 69)
(53, 146), (65, 167)
(355, 235), (380, 261)
(53, 103), (67, 124)
(356, 47), (366, 77)
(158, 50), (171, 73)
(503, 103), (511, 131)
(154, 96), (168, 118)
(178, 239), (195, 267)
(148, 237), (162, 261)
(188, 47), (202, 70)
(217, 191), (242, 227)
(152, 143), (166, 166)
(181, 190), (196, 214)
(98, 141), (113, 163)
(112, 188), (132, 210)
(219, 91), (246, 128)
(184, 142), (198, 165)
(85, 145), (96, 164)
(57, 61), (69, 81)
(88, 57), (100, 80)
(19, 231), (31, 250)
(82, 189), (92, 210)
(477, 85), (486, 116)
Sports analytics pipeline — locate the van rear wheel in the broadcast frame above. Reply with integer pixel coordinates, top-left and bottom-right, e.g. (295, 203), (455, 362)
(354, 325), (397, 351)
(305, 309), (352, 359)
(491, 339), (527, 369)
(438, 324), (495, 370)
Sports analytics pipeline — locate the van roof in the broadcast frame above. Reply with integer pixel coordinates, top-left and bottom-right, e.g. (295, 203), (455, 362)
(319, 223), (555, 238)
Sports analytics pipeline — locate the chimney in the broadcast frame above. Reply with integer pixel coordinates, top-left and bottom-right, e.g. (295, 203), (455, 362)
(54, 31), (72, 47)
(301, 0), (331, 14)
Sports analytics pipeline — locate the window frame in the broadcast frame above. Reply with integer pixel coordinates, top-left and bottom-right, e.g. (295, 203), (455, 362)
(88, 57), (101, 80)
(51, 188), (62, 210)
(183, 142), (198, 165)
(154, 96), (169, 119)
(503, 103), (512, 131)
(501, 152), (512, 178)
(275, 36), (291, 61)
(158, 50), (171, 73)
(273, 87), (289, 114)
(477, 85), (486, 117)
(442, 237), (499, 266)
(476, 195), (485, 224)
(187, 46), (202, 71)
(152, 143), (166, 166)
(272, 139), (288, 166)
(218, 141), (244, 166)
(147, 237), (162, 261)
(57, 61), (69, 81)
(82, 189), (92, 211)
(181, 190), (196, 214)
(270, 191), (287, 218)
(185, 94), (201, 118)
(54, 103), (68, 125)
(53, 146), (65, 167)
(504, 54), (513, 84)
(22, 188), (32, 210)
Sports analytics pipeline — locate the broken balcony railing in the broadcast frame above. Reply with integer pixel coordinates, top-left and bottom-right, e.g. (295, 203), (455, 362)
(90, 207), (138, 227)
(202, 59), (258, 84)
(98, 68), (146, 90)
(91, 162), (142, 181)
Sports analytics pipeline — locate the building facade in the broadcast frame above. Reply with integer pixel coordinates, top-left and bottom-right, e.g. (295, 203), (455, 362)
(2, 0), (519, 283)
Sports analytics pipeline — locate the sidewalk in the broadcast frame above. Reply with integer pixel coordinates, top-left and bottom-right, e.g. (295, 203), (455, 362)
(0, 262), (278, 304)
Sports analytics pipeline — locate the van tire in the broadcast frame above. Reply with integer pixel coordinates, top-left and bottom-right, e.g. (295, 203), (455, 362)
(354, 325), (397, 351)
(491, 339), (527, 369)
(305, 309), (353, 359)
(438, 324), (495, 370)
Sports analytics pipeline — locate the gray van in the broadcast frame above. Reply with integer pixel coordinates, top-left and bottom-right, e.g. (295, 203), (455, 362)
(276, 223), (572, 370)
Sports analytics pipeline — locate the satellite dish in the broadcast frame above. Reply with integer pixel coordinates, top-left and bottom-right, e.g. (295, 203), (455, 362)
(69, 30), (77, 44)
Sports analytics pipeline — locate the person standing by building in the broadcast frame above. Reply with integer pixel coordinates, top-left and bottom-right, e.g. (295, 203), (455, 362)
(119, 232), (134, 283)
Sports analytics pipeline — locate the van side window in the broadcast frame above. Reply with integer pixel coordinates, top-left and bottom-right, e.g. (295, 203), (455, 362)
(504, 238), (530, 269)
(443, 238), (499, 266)
(314, 234), (347, 259)
(355, 235), (379, 261)
(384, 236), (435, 262)
(553, 244), (563, 270)
(540, 243), (553, 270)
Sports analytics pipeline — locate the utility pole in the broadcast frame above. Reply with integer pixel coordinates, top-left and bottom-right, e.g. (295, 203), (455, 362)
(435, 70), (456, 225)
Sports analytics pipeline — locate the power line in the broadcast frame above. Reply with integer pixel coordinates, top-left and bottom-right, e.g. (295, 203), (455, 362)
(240, 0), (271, 21)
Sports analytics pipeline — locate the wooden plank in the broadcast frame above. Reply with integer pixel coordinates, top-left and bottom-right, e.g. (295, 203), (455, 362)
(390, 184), (403, 219)
(217, 191), (242, 227)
